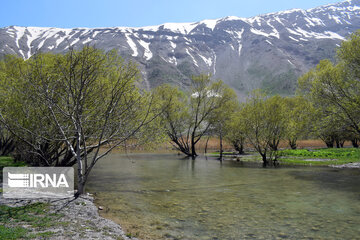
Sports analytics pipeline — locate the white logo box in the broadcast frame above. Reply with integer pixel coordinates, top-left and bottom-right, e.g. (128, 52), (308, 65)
(2, 167), (74, 199)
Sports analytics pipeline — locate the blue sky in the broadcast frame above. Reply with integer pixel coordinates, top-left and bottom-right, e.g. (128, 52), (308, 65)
(1, 0), (341, 28)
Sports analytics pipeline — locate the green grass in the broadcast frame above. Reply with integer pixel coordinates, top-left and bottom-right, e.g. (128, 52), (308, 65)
(0, 156), (27, 168)
(0, 156), (69, 239)
(0, 225), (30, 240)
(208, 151), (236, 156)
(210, 148), (360, 166)
(0, 156), (27, 180)
(0, 202), (63, 239)
(277, 148), (360, 166)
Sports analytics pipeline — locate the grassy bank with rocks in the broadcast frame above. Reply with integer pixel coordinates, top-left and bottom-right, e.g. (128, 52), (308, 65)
(0, 156), (135, 240)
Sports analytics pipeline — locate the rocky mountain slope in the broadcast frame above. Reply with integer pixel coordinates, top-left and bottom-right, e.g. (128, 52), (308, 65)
(1, 0), (360, 96)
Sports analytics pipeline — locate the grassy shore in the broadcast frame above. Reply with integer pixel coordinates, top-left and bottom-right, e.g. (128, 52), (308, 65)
(0, 156), (59, 239)
(210, 148), (360, 166)
(0, 202), (65, 239)
(277, 148), (360, 166)
(0, 156), (131, 240)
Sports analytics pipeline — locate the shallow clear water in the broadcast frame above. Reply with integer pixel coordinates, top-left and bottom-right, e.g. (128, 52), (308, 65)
(86, 153), (360, 240)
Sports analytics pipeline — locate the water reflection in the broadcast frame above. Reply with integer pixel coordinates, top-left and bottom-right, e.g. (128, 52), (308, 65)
(87, 153), (360, 240)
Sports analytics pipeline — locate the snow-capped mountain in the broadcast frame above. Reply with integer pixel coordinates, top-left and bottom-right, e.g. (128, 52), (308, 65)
(1, 0), (360, 96)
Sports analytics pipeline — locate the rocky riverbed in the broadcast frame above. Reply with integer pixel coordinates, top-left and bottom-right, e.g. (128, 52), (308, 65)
(0, 190), (136, 240)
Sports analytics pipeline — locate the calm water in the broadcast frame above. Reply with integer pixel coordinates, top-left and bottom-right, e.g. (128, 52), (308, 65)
(86, 153), (360, 240)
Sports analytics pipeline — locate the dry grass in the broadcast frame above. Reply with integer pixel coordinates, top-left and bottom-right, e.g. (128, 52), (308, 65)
(285, 139), (352, 149)
(112, 138), (354, 154)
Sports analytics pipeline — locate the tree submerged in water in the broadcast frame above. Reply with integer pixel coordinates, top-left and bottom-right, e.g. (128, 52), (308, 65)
(0, 46), (161, 195)
(238, 91), (286, 165)
(156, 74), (237, 158)
(298, 30), (360, 148)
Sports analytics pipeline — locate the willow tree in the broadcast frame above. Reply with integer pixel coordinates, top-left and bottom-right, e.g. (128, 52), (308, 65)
(156, 74), (237, 158)
(224, 112), (246, 155)
(298, 31), (360, 138)
(283, 96), (313, 149)
(0, 47), (160, 195)
(209, 87), (238, 159)
(240, 91), (286, 165)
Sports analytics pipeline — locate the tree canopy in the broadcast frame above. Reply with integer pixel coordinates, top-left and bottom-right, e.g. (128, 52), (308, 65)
(0, 47), (160, 195)
(298, 30), (360, 146)
(156, 74), (237, 158)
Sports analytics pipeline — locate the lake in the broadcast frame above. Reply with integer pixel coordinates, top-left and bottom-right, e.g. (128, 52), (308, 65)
(86, 153), (360, 240)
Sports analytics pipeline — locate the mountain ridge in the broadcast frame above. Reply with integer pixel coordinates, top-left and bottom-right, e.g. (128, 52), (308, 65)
(1, 0), (360, 97)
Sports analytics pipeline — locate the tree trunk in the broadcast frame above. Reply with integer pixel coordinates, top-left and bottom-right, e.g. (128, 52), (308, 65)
(76, 180), (85, 198)
(351, 139), (359, 148)
(191, 134), (197, 158)
(170, 138), (193, 157)
(321, 135), (335, 148)
(219, 132), (223, 160)
(288, 138), (297, 150)
(324, 138), (334, 148)
(261, 153), (267, 165)
(235, 144), (244, 154)
(76, 131), (84, 196)
(233, 140), (244, 154)
(335, 139), (341, 148)
(205, 137), (210, 154)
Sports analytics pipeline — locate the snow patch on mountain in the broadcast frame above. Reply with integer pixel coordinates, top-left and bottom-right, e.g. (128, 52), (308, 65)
(125, 34), (138, 57)
(138, 39), (152, 60)
(169, 56), (177, 65)
(83, 37), (92, 45)
(199, 19), (218, 31)
(169, 41), (176, 51)
(13, 26), (25, 50)
(198, 54), (212, 67)
(186, 48), (199, 67)
(251, 28), (279, 38)
(162, 22), (198, 34)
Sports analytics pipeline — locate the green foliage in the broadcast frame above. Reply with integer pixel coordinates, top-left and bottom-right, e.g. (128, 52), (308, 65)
(338, 29), (360, 79)
(224, 112), (246, 154)
(298, 30), (360, 144)
(156, 74), (238, 157)
(0, 46), (162, 194)
(154, 84), (189, 141)
(283, 96), (314, 148)
(0, 47), (158, 166)
(238, 90), (287, 163)
(0, 123), (16, 156)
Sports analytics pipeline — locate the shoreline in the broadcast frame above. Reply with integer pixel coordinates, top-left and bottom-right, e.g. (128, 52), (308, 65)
(330, 162), (360, 168)
(0, 190), (136, 240)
